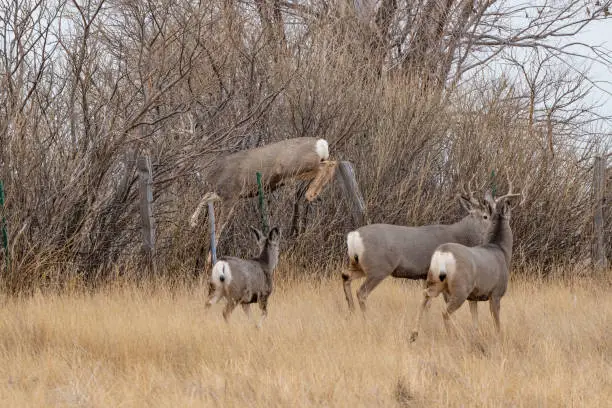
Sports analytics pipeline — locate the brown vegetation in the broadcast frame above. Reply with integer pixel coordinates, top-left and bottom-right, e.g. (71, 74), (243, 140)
(1, 4), (609, 406)
(0, 272), (610, 406)
(0, 1), (610, 290)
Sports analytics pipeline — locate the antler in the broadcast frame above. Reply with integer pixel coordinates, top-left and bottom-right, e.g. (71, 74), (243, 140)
(460, 174), (480, 206)
(495, 171), (521, 203)
(518, 174), (532, 206)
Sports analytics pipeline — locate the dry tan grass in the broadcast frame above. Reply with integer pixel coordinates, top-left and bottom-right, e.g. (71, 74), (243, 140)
(0, 271), (610, 407)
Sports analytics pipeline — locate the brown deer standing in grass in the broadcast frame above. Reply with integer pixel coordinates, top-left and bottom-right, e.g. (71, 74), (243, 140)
(207, 226), (281, 327)
(190, 137), (335, 267)
(410, 176), (521, 341)
(342, 181), (491, 312)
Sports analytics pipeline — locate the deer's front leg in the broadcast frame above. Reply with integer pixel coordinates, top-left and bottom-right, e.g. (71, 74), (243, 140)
(257, 296), (269, 329)
(469, 300), (478, 331)
(205, 202), (236, 268)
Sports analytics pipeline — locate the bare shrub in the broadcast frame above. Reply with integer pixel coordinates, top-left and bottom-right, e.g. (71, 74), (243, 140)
(0, 0), (609, 290)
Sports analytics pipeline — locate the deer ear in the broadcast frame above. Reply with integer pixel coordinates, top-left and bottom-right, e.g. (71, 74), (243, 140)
(458, 194), (473, 212)
(249, 226), (263, 241)
(487, 202), (495, 217)
(482, 196), (494, 217)
(495, 199), (507, 217)
(268, 227), (280, 241)
(500, 197), (517, 216)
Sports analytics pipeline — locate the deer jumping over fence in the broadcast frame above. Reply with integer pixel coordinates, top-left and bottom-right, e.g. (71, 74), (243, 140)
(410, 175), (522, 341)
(190, 137), (363, 269)
(342, 180), (491, 313)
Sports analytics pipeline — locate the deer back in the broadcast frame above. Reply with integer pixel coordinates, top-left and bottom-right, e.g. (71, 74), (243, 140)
(437, 242), (509, 300)
(220, 256), (270, 298)
(208, 137), (325, 200)
(354, 221), (484, 279)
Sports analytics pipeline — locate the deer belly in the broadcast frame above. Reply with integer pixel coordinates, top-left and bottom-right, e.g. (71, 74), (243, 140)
(467, 289), (490, 301)
(242, 293), (258, 304)
(391, 265), (426, 280)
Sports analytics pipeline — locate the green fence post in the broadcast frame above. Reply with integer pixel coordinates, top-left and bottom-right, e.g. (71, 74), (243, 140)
(256, 172), (269, 234)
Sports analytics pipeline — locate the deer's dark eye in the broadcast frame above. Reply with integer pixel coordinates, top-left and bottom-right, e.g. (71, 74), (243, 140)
(483, 215), (489, 220)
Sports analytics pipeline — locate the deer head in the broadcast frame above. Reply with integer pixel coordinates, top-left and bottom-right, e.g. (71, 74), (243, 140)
(483, 172), (523, 219)
(457, 175), (492, 245)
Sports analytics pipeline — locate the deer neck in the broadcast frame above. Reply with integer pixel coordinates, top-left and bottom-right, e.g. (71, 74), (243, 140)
(257, 241), (279, 275)
(486, 216), (513, 265)
(451, 218), (484, 246)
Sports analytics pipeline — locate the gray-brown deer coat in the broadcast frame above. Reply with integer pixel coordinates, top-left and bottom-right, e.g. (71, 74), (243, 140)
(410, 185), (520, 341)
(207, 227), (280, 325)
(342, 193), (491, 312)
(190, 137), (332, 269)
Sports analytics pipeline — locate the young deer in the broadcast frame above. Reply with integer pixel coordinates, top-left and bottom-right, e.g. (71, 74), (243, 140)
(410, 178), (521, 341)
(206, 226), (280, 326)
(342, 181), (491, 312)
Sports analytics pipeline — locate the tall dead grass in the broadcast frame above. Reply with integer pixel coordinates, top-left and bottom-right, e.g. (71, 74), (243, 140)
(0, 267), (610, 407)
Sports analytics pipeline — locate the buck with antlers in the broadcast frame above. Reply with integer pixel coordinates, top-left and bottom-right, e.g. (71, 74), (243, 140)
(342, 179), (491, 312)
(409, 174), (522, 341)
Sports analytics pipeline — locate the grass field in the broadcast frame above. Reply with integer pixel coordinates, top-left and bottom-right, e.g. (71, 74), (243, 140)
(0, 270), (610, 407)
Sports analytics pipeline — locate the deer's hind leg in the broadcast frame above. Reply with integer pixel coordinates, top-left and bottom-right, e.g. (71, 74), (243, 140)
(242, 303), (259, 326)
(489, 297), (501, 334)
(342, 265), (365, 313)
(410, 289), (433, 342)
(410, 283), (445, 342)
(469, 300), (479, 330)
(442, 294), (467, 337)
(222, 299), (238, 322)
(206, 283), (223, 308)
(356, 275), (386, 313)
(205, 202), (237, 268)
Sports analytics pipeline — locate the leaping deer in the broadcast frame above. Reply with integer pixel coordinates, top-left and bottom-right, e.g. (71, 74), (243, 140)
(342, 179), (491, 312)
(190, 137), (336, 266)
